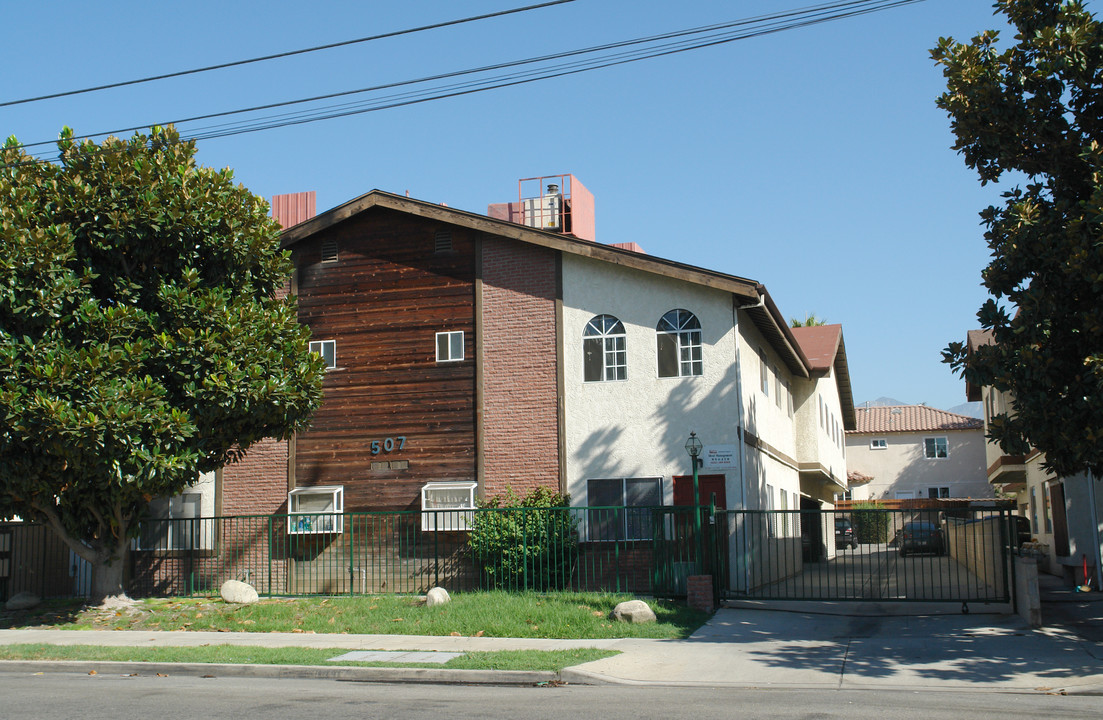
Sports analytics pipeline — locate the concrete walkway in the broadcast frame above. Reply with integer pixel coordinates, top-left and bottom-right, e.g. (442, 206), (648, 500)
(2, 584), (1102, 693)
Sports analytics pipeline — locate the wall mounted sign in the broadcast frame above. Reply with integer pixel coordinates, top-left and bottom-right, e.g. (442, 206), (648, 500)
(702, 444), (737, 469)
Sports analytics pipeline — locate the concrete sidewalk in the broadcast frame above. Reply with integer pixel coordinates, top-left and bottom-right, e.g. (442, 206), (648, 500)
(2, 595), (1102, 693)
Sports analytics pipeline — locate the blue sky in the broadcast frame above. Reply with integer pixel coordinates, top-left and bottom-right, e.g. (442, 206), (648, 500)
(2, 0), (1058, 412)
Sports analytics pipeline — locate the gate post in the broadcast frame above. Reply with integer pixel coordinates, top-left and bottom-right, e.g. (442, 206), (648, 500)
(687, 574), (715, 613)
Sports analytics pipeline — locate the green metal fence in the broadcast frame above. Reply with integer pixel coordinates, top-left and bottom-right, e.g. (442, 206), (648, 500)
(0, 522), (91, 602)
(717, 508), (1014, 603)
(5, 505), (714, 600)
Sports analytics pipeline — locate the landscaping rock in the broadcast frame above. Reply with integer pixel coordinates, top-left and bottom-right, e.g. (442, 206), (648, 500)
(611, 599), (656, 624)
(220, 579), (259, 604)
(426, 587), (451, 607)
(4, 591), (41, 611)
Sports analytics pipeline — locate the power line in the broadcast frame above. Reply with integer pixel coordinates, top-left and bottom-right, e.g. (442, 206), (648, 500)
(0, 0), (576, 108)
(4, 0), (925, 166)
(183, 0), (925, 142)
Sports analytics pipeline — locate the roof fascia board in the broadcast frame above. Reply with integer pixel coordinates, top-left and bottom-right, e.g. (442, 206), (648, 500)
(280, 190), (760, 301)
(760, 287), (812, 378)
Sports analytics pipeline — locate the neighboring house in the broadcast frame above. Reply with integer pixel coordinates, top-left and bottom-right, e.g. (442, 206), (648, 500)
(176, 177), (855, 588)
(843, 405), (991, 501)
(965, 330), (1103, 583)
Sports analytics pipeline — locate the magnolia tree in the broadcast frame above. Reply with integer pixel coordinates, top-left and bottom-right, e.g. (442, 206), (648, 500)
(936, 0), (1103, 478)
(0, 127), (324, 601)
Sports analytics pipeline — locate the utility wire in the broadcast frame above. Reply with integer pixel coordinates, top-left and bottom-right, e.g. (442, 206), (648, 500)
(183, 0), (925, 141)
(3, 0), (925, 166)
(43, 0), (907, 145)
(0, 0), (576, 108)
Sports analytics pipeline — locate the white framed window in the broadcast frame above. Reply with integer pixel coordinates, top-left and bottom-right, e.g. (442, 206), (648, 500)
(435, 331), (464, 363)
(835, 490), (852, 502)
(783, 378), (794, 417)
(1029, 486), (1039, 533)
(759, 349), (770, 396)
(1043, 481), (1053, 533)
(927, 487), (950, 499)
(137, 493), (203, 551)
(587, 477), (662, 541)
(765, 483), (776, 537)
(870, 438), (887, 450)
(656, 309), (702, 378)
(583, 314), (627, 382)
(924, 436), (949, 459)
(780, 489), (789, 535)
(288, 485), (344, 534)
(309, 340), (336, 370)
(421, 482), (477, 531)
(773, 365), (782, 409)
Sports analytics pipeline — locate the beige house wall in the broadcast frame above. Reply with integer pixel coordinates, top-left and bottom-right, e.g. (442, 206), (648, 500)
(845, 428), (990, 501)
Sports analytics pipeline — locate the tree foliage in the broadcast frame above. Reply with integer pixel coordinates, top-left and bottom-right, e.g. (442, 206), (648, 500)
(0, 127), (324, 599)
(790, 313), (827, 328)
(934, 0), (1103, 477)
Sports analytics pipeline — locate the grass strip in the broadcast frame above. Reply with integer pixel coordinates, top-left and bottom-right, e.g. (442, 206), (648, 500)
(3, 591), (707, 640)
(0, 643), (618, 672)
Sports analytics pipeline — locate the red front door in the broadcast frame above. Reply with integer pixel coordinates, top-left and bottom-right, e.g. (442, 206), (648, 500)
(673, 474), (727, 509)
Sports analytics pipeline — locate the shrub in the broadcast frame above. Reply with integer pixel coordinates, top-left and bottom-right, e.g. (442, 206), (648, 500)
(850, 502), (890, 544)
(467, 488), (579, 591)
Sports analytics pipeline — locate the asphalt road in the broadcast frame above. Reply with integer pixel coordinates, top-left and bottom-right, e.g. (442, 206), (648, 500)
(2, 672), (1100, 720)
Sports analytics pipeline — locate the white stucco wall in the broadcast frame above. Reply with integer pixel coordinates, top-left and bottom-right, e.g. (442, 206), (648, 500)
(733, 318), (802, 508)
(561, 255), (748, 508)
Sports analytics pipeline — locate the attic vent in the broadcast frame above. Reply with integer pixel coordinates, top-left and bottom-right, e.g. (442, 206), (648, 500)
(321, 239), (339, 263)
(434, 230), (453, 254)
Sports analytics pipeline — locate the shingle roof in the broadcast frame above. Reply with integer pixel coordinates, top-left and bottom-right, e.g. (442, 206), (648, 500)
(847, 405), (982, 434)
(789, 325), (842, 372)
(790, 324), (856, 430)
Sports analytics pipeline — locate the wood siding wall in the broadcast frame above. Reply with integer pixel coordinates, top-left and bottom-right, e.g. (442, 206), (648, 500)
(292, 208), (476, 511)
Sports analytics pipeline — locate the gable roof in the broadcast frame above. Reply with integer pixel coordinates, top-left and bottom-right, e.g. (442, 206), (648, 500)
(280, 189), (817, 378)
(848, 405), (983, 435)
(790, 324), (856, 430)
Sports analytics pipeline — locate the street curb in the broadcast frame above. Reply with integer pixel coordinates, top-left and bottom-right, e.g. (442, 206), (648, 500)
(4, 659), (1100, 694)
(0, 659), (575, 686)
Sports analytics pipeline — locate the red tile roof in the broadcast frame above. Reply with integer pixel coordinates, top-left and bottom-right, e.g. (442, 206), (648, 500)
(789, 324), (842, 372)
(847, 405), (982, 434)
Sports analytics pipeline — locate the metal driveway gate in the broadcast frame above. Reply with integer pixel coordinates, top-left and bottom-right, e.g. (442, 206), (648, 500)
(716, 508), (1014, 604)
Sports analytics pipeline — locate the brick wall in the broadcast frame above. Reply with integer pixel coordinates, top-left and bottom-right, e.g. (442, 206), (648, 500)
(480, 239), (561, 498)
(221, 438), (289, 515)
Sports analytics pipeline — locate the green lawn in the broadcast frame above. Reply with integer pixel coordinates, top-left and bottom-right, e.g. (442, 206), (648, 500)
(0, 643), (619, 671)
(1, 591), (709, 640)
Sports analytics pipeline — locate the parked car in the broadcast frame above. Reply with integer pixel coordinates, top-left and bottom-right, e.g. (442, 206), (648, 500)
(898, 521), (944, 557)
(834, 517), (856, 549)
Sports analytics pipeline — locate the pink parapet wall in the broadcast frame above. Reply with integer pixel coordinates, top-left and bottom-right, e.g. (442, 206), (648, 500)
(487, 174), (596, 243)
(271, 191), (317, 229)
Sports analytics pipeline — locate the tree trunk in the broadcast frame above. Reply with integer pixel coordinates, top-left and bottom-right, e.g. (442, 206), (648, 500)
(88, 544), (130, 605)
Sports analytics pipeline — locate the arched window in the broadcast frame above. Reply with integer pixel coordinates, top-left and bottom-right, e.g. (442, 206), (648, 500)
(583, 315), (627, 382)
(656, 309), (702, 377)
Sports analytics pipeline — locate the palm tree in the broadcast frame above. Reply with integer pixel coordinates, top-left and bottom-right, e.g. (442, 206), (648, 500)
(790, 313), (827, 328)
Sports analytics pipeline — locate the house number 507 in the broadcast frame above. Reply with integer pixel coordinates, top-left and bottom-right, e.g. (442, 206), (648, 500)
(370, 436), (406, 454)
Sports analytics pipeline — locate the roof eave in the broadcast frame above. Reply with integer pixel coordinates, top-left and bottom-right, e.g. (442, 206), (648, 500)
(279, 190), (762, 301)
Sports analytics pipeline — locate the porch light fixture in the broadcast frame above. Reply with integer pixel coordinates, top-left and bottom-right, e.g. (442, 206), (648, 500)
(684, 432), (703, 462)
